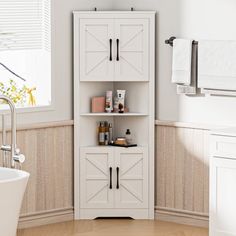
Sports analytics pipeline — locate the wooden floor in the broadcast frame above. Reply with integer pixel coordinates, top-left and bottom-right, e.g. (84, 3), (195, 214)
(17, 220), (209, 236)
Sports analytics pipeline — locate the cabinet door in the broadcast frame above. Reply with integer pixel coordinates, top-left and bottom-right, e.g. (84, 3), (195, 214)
(210, 156), (236, 236)
(114, 147), (148, 208)
(80, 147), (114, 208)
(114, 19), (150, 81)
(79, 19), (114, 81)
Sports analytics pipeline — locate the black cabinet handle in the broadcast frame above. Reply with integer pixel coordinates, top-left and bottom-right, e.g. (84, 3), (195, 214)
(116, 167), (119, 189)
(116, 39), (119, 61)
(109, 167), (112, 189)
(109, 39), (112, 61)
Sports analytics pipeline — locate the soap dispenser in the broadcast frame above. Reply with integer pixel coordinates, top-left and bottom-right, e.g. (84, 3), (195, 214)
(125, 129), (132, 144)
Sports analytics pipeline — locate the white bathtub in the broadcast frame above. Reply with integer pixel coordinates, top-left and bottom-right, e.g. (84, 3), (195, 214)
(0, 167), (29, 236)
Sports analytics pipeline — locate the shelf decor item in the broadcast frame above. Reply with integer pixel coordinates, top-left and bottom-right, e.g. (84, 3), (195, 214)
(114, 137), (127, 145)
(91, 96), (105, 113)
(105, 91), (113, 113)
(125, 129), (132, 144)
(117, 90), (126, 113)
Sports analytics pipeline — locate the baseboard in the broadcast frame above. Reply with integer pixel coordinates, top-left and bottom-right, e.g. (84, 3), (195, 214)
(155, 207), (209, 228)
(18, 208), (74, 229)
(18, 207), (208, 229)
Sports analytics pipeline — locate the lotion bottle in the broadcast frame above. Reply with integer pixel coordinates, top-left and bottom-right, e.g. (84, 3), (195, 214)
(125, 129), (132, 144)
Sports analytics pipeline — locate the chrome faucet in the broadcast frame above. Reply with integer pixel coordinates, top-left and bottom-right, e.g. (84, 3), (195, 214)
(0, 95), (25, 168)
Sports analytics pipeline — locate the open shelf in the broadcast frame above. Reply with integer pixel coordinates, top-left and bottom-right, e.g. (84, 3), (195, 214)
(80, 112), (148, 117)
(79, 116), (149, 146)
(79, 82), (149, 115)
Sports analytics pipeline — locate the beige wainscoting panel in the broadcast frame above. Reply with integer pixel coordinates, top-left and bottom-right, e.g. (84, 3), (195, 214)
(0, 119), (211, 228)
(0, 121), (73, 225)
(155, 122), (210, 226)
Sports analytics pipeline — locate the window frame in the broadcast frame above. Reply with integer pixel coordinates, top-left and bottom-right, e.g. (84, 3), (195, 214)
(0, 0), (53, 114)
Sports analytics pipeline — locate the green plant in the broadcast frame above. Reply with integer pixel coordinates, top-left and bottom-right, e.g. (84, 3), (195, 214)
(0, 79), (36, 106)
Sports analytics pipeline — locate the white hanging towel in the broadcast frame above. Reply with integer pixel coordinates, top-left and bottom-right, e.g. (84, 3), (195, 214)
(171, 39), (193, 85)
(198, 40), (236, 91)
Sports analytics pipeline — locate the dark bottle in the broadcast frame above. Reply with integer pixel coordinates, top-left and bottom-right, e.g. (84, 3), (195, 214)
(104, 121), (109, 146)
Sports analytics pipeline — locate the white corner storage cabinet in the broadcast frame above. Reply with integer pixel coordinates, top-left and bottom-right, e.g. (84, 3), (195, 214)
(73, 11), (156, 219)
(210, 128), (236, 236)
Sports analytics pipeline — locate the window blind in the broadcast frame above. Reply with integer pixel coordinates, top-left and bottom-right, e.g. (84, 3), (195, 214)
(42, 0), (51, 51)
(0, 0), (51, 51)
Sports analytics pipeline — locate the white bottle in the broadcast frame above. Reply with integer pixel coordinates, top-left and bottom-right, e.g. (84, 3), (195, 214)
(125, 129), (132, 144)
(105, 91), (113, 113)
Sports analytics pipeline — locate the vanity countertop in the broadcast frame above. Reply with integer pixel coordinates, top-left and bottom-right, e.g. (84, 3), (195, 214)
(210, 127), (236, 137)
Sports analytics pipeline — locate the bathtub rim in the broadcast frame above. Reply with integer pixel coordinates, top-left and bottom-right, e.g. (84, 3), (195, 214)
(0, 167), (30, 184)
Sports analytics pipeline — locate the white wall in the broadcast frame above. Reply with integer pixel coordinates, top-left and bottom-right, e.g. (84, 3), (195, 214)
(15, 0), (236, 126)
(15, 0), (112, 125)
(114, 0), (236, 126)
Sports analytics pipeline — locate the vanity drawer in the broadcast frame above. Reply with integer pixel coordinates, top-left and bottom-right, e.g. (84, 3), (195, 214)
(211, 135), (236, 159)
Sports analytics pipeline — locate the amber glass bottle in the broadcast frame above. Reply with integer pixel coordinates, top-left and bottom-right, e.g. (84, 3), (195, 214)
(98, 122), (106, 145)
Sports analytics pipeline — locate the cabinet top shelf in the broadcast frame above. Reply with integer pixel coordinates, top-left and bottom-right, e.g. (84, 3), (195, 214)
(80, 112), (148, 117)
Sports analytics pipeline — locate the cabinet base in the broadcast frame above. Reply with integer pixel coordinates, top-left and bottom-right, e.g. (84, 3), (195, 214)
(76, 209), (151, 219)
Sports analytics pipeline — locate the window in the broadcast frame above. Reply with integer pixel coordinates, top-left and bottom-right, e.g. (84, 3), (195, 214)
(0, 0), (51, 109)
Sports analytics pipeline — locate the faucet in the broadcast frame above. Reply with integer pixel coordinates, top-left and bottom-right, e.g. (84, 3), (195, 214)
(0, 95), (25, 168)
